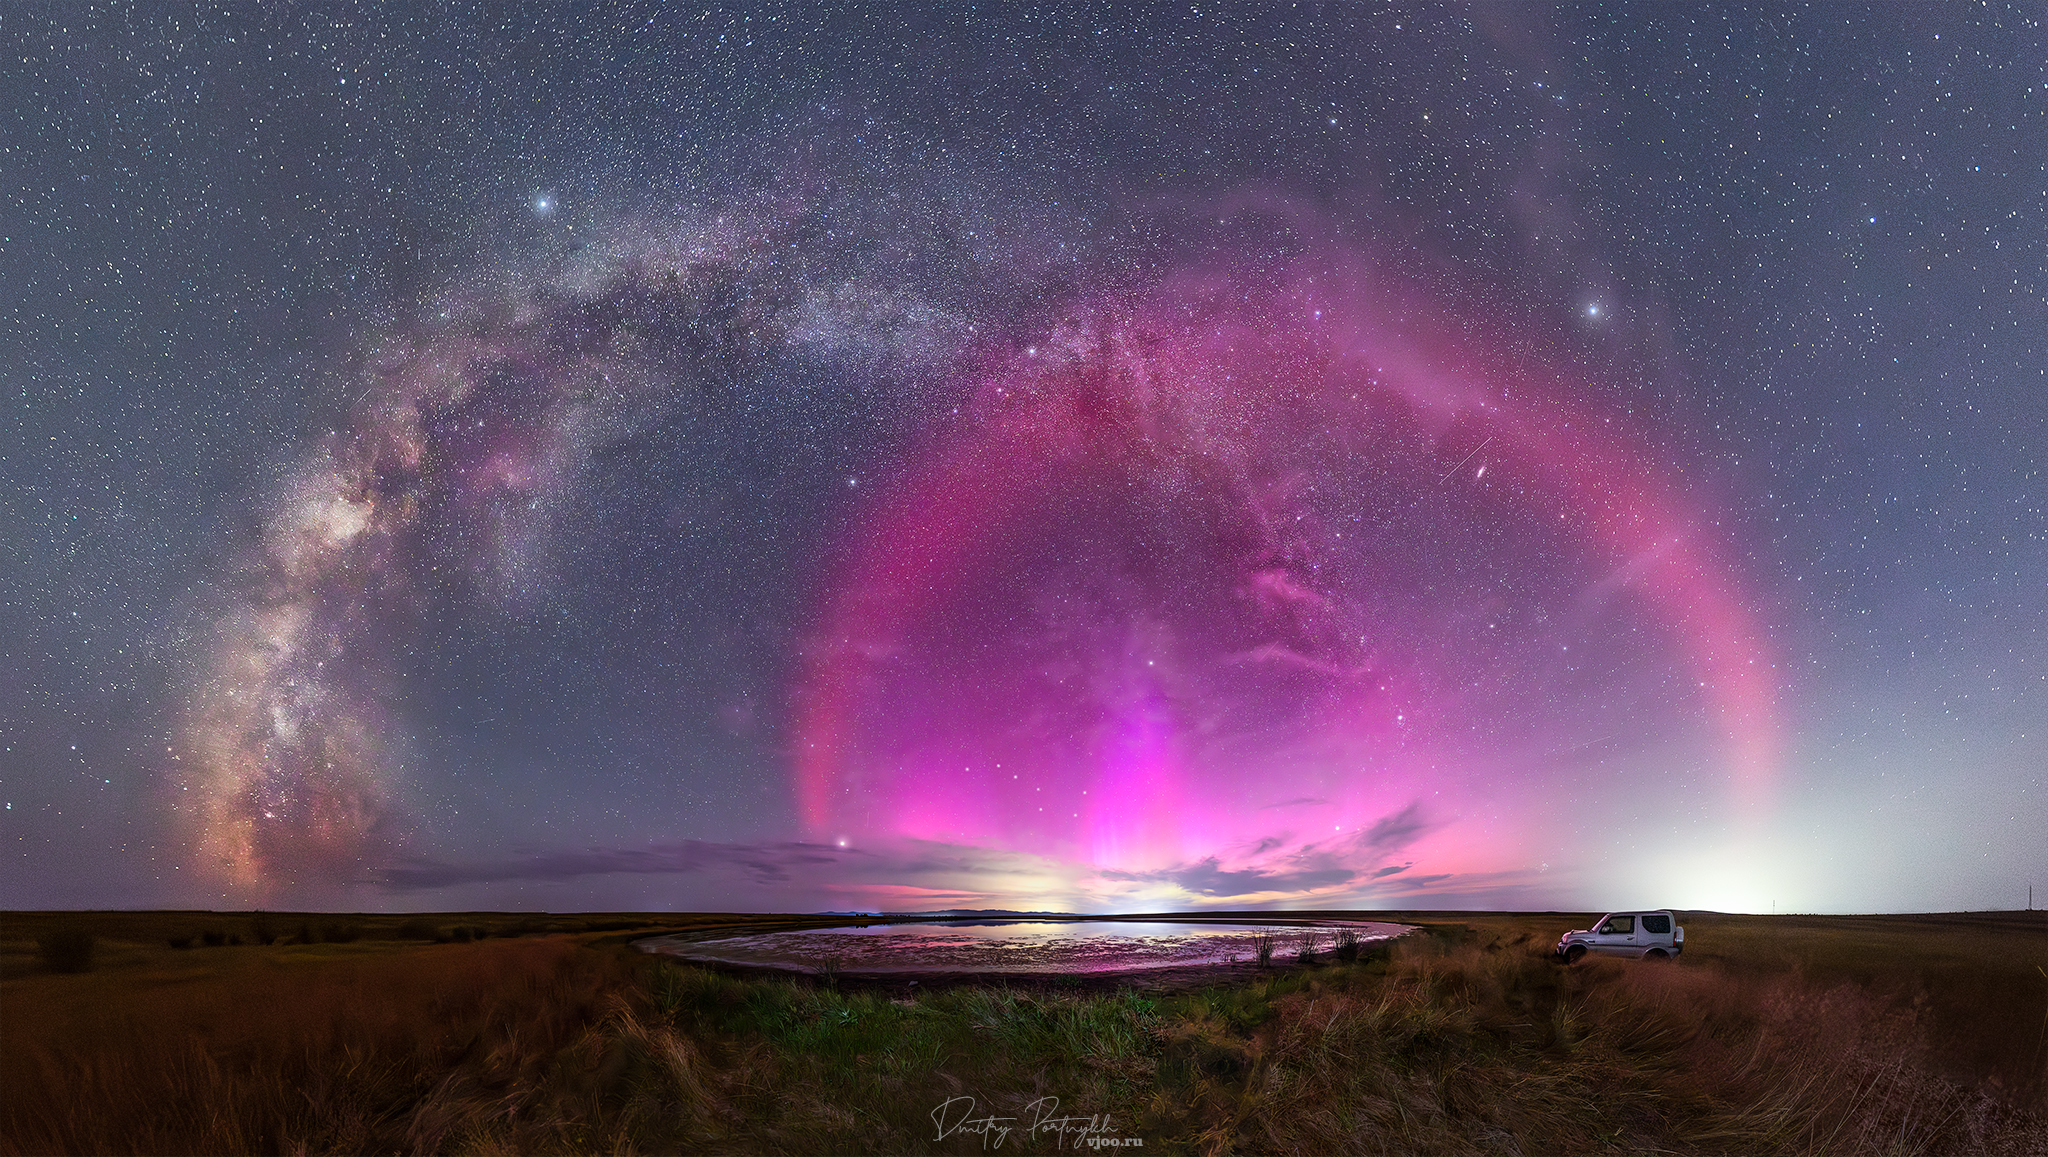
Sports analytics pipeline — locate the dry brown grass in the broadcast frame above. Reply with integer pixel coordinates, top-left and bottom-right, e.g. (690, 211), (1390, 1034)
(1, 934), (638, 1154)
(1221, 929), (2042, 1155)
(3, 910), (2043, 1155)
(1677, 911), (2048, 1112)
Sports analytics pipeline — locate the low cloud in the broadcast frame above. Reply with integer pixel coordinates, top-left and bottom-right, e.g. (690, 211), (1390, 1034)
(376, 839), (888, 891)
(1102, 855), (1356, 897)
(1361, 803), (1429, 852)
(371, 836), (1079, 911)
(377, 843), (720, 890)
(362, 800), (1463, 911)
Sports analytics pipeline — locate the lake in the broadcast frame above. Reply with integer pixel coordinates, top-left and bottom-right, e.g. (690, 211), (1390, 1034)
(637, 918), (1413, 976)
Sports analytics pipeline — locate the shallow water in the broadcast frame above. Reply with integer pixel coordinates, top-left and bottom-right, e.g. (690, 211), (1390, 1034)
(637, 919), (1412, 975)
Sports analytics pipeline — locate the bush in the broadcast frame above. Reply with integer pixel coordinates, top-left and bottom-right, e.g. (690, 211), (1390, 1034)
(451, 927), (473, 943)
(1334, 927), (1363, 963)
(202, 930), (227, 947)
(250, 917), (277, 946)
(37, 928), (96, 973)
(1295, 929), (1322, 964)
(1250, 930), (1278, 967)
(393, 918), (439, 941)
(323, 923), (361, 943)
(167, 935), (194, 950)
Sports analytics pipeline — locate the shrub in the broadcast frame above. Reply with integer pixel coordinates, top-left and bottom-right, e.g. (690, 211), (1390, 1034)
(201, 930), (227, 947)
(250, 917), (277, 946)
(1334, 927), (1363, 962)
(393, 918), (439, 941)
(37, 928), (96, 973)
(167, 935), (194, 950)
(323, 923), (361, 944)
(1295, 929), (1322, 964)
(1251, 930), (1278, 967)
(451, 927), (474, 943)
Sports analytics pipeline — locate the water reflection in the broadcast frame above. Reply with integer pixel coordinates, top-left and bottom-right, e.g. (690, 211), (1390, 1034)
(639, 919), (1412, 975)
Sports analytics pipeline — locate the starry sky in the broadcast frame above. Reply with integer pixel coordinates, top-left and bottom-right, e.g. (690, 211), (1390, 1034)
(4, 3), (2043, 915)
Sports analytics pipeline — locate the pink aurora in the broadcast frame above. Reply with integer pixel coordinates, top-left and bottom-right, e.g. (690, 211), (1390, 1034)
(793, 258), (1778, 905)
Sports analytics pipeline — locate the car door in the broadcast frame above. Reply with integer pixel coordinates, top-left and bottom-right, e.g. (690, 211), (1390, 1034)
(1594, 914), (1637, 956)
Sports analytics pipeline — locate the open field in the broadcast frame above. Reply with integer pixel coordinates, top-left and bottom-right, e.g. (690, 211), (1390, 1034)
(3, 909), (2043, 1155)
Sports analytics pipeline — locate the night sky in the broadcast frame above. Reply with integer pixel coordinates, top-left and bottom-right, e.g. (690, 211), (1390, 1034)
(5, 4), (2043, 915)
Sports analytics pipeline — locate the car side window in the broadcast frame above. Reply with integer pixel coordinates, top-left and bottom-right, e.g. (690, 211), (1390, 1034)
(1599, 916), (1634, 935)
(1642, 914), (1671, 934)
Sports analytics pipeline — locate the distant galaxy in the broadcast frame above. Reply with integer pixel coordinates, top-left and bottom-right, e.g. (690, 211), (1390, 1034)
(6, 5), (2041, 913)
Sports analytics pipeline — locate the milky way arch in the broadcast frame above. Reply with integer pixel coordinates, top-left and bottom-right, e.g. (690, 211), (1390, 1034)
(173, 213), (895, 890)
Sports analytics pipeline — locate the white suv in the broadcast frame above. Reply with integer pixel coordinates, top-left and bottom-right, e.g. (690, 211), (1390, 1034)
(1555, 910), (1684, 962)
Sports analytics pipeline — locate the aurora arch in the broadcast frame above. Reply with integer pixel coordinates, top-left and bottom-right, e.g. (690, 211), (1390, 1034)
(794, 261), (1778, 891)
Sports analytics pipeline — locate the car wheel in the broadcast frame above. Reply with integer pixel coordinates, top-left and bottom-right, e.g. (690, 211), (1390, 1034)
(1564, 945), (1586, 964)
(1645, 948), (1669, 961)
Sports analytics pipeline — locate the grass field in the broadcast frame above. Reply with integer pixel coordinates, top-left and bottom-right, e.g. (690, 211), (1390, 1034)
(3, 909), (2042, 1155)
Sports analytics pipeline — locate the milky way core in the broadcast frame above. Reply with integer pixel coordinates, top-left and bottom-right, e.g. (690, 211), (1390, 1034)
(796, 260), (1778, 904)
